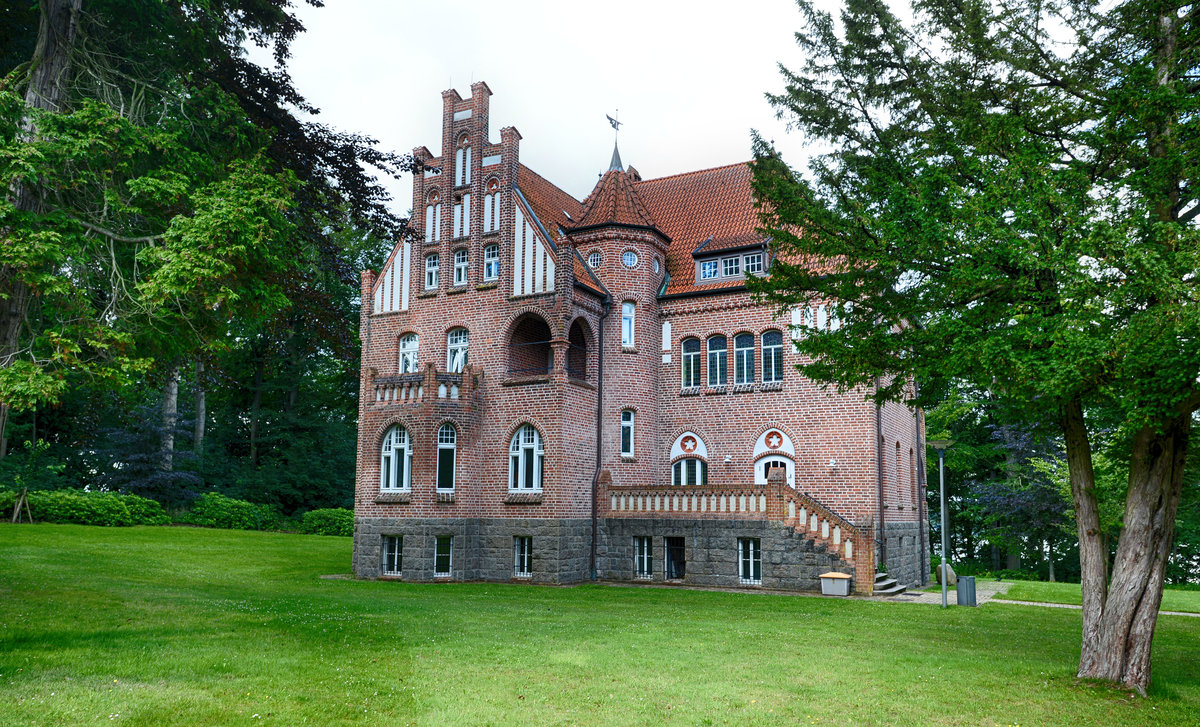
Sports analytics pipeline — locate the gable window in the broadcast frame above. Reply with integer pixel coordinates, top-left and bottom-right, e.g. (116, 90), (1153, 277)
(743, 253), (763, 274)
(424, 191), (441, 243)
(483, 179), (499, 232)
(483, 244), (499, 281)
(425, 254), (439, 289)
(707, 335), (727, 386)
(621, 302), (635, 347)
(436, 423), (457, 491)
(453, 249), (468, 286)
(454, 136), (471, 187)
(738, 538), (762, 585)
(722, 256), (741, 276)
(509, 424), (544, 491)
(399, 333), (419, 374)
(620, 410), (635, 457)
(672, 458), (708, 486)
(434, 535), (452, 576)
(382, 535), (402, 576)
(447, 328), (468, 372)
(513, 536), (532, 578)
(452, 194), (471, 238)
(634, 536), (652, 579)
(681, 338), (701, 388)
(699, 260), (718, 280)
(380, 425), (411, 491)
(588, 251), (602, 268)
(734, 333), (755, 385)
(762, 330), (783, 383)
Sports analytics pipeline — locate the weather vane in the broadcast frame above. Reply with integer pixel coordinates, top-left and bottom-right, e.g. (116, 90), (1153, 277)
(606, 111), (622, 140)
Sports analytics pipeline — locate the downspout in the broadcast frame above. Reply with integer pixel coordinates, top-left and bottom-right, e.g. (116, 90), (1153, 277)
(874, 376), (886, 572)
(591, 296), (611, 581)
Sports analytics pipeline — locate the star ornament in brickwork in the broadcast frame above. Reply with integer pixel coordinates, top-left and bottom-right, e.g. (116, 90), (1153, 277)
(681, 436), (697, 453)
(765, 431), (783, 450)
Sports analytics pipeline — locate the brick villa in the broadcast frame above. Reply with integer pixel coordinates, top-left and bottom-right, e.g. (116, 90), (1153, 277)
(352, 83), (929, 594)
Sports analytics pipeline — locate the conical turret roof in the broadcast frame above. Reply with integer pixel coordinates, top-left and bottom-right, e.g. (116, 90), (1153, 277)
(570, 166), (663, 237)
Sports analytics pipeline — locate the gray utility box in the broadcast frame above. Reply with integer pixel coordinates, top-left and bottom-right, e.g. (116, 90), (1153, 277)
(819, 571), (852, 596)
(956, 575), (977, 607)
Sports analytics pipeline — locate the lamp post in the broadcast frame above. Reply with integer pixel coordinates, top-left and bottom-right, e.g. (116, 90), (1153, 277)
(928, 439), (953, 608)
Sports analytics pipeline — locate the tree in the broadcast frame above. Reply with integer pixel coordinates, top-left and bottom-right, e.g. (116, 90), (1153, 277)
(751, 0), (1198, 693)
(0, 1), (416, 453)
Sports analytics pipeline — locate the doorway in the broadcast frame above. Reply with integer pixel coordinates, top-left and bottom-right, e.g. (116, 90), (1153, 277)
(665, 537), (686, 580)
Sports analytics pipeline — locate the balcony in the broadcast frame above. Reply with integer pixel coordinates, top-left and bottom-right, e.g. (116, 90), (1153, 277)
(368, 363), (481, 408)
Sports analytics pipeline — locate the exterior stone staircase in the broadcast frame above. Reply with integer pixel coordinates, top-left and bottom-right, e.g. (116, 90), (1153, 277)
(873, 571), (907, 596)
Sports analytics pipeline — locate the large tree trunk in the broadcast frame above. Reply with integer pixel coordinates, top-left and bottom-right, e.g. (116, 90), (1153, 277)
(1066, 397), (1189, 695)
(193, 360), (205, 453)
(1, 1), (81, 431)
(160, 366), (179, 472)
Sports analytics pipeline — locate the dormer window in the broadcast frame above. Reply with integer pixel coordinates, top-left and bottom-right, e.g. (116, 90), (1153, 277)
(723, 256), (741, 276)
(694, 248), (768, 285)
(700, 260), (718, 280)
(744, 253), (763, 274)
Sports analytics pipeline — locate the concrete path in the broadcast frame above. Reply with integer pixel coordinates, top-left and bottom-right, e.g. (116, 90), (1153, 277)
(880, 581), (1200, 618)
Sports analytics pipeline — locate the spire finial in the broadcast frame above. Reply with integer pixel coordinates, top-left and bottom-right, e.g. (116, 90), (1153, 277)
(606, 111), (623, 171)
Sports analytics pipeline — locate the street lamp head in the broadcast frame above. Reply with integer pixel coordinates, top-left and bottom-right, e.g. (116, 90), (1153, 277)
(927, 439), (953, 452)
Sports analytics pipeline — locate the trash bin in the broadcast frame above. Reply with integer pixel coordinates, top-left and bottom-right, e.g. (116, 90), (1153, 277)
(956, 575), (977, 607)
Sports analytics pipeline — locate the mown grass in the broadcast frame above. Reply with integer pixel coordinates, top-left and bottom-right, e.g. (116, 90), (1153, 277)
(1001, 580), (1200, 613)
(1, 525), (1197, 726)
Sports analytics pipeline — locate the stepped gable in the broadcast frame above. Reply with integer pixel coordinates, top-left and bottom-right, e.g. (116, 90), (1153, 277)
(635, 162), (764, 296)
(516, 163), (582, 239)
(570, 167), (662, 235)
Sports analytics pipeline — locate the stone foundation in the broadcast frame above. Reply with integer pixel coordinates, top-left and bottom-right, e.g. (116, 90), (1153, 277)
(882, 520), (927, 587)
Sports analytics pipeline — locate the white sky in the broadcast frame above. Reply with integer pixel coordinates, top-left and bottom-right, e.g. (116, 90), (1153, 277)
(276, 0), (824, 217)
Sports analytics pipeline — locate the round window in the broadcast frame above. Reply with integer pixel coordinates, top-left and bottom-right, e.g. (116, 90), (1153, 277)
(622, 250), (639, 268)
(653, 257), (661, 273)
(588, 251), (602, 268)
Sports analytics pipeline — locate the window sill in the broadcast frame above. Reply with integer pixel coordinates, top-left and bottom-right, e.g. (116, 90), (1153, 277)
(704, 386), (728, 395)
(760, 382), (784, 392)
(417, 290), (438, 298)
(730, 383), (755, 394)
(434, 573), (452, 579)
(447, 285), (468, 294)
(477, 281), (499, 290)
(635, 574), (653, 581)
(505, 491), (543, 504)
(502, 375), (551, 387)
(513, 573), (532, 580)
(679, 387), (702, 397)
(567, 378), (595, 390)
(621, 455), (636, 463)
(375, 491), (411, 504)
(621, 346), (638, 354)
(423, 239), (441, 246)
(436, 491), (456, 503)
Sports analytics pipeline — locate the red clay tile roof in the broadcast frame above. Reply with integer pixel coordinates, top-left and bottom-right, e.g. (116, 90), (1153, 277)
(517, 164), (582, 237)
(635, 162), (765, 296)
(571, 169), (661, 234)
(571, 249), (608, 297)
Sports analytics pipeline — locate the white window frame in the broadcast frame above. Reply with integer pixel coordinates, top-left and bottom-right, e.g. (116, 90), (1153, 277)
(762, 330), (783, 383)
(622, 250), (638, 268)
(434, 535), (452, 577)
(744, 252), (763, 274)
(436, 424), (457, 492)
(382, 535), (402, 575)
(483, 244), (499, 281)
(681, 338), (701, 388)
(734, 333), (755, 385)
(425, 254), (439, 290)
(621, 302), (635, 347)
(513, 536), (532, 578)
(446, 328), (468, 372)
(453, 248), (468, 286)
(672, 458), (708, 486)
(588, 251), (602, 269)
(707, 336), (727, 386)
(699, 260), (718, 280)
(620, 410), (635, 457)
(738, 538), (762, 585)
(424, 202), (441, 242)
(634, 536), (652, 579)
(722, 256), (741, 276)
(380, 425), (412, 491)
(399, 333), (419, 374)
(508, 424), (544, 492)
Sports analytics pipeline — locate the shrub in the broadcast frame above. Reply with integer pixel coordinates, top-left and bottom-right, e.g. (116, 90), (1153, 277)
(183, 492), (277, 531)
(994, 568), (1040, 581)
(0, 489), (169, 526)
(301, 508), (354, 536)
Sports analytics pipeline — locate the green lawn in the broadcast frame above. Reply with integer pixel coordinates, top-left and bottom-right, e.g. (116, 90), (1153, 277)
(1, 526), (1197, 726)
(1000, 580), (1200, 613)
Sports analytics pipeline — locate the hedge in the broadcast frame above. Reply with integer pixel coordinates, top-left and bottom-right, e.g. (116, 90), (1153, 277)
(301, 508), (354, 536)
(181, 492), (278, 531)
(0, 490), (170, 526)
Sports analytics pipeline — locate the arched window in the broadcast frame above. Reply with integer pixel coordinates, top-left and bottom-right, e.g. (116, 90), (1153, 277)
(424, 190), (441, 243)
(380, 425), (411, 491)
(454, 135), (471, 187)
(447, 328), (469, 372)
(672, 458), (708, 486)
(621, 302), (635, 347)
(483, 179), (499, 233)
(452, 194), (471, 238)
(620, 410), (635, 457)
(436, 423), (457, 491)
(453, 248), (469, 286)
(483, 244), (499, 281)
(425, 253), (439, 289)
(762, 330), (783, 383)
(707, 335), (727, 386)
(398, 333), (419, 374)
(734, 333), (755, 384)
(681, 338), (701, 388)
(509, 424), (544, 491)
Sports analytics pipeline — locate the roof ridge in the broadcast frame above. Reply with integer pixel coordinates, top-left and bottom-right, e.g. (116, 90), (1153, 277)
(634, 161), (752, 186)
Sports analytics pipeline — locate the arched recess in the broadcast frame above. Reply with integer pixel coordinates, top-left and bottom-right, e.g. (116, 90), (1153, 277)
(752, 428), (796, 488)
(508, 312), (553, 377)
(567, 317), (592, 380)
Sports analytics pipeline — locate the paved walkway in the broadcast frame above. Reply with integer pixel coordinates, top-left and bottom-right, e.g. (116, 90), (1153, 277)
(880, 582), (1200, 617)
